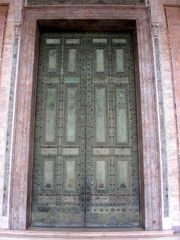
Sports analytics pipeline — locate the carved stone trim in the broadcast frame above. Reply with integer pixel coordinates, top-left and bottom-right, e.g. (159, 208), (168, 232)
(27, 0), (145, 5)
(153, 37), (169, 217)
(0, 5), (9, 218)
(9, 6), (162, 230)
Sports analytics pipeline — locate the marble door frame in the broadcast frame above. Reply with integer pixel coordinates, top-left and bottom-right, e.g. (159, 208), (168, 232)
(9, 6), (162, 230)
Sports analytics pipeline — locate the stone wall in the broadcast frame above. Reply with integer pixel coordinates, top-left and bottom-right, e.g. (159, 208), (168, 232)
(0, 0), (24, 229)
(0, 0), (180, 232)
(158, 1), (180, 231)
(0, 1), (14, 229)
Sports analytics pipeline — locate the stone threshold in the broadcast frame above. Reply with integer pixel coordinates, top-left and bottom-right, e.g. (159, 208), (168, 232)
(0, 229), (175, 239)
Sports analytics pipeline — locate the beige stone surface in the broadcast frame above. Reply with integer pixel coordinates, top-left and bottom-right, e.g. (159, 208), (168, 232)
(0, 0), (24, 228)
(0, 237), (179, 240)
(0, 2), (14, 228)
(159, 0), (180, 229)
(0, 229), (177, 240)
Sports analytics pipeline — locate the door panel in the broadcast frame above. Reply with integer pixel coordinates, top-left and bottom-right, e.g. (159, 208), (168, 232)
(32, 34), (86, 227)
(32, 33), (139, 227)
(85, 34), (139, 227)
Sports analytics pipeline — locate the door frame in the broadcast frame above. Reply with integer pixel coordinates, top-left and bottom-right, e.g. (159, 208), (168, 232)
(9, 5), (162, 230)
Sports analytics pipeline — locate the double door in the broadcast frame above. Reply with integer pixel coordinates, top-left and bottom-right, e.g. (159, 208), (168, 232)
(32, 33), (140, 227)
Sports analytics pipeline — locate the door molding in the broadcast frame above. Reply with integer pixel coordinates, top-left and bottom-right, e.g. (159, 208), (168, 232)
(10, 6), (162, 230)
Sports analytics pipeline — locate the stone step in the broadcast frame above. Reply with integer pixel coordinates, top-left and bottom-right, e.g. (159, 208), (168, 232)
(0, 230), (177, 240)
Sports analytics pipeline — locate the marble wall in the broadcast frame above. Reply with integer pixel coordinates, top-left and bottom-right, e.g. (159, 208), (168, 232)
(0, 0), (24, 229)
(158, 1), (180, 231)
(0, 0), (180, 232)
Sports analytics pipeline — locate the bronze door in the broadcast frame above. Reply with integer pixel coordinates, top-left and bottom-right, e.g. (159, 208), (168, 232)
(32, 33), (140, 227)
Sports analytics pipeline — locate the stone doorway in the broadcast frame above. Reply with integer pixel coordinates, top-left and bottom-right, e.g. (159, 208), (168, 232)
(10, 7), (162, 230)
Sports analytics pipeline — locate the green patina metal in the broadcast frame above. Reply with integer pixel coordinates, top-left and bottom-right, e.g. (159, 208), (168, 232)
(64, 77), (80, 83)
(32, 33), (140, 227)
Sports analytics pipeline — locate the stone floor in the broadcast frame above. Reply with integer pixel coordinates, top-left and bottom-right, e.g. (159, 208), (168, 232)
(0, 236), (180, 240)
(0, 229), (179, 240)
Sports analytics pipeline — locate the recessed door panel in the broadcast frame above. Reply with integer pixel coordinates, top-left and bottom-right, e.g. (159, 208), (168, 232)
(68, 49), (77, 73)
(116, 88), (128, 143)
(48, 49), (57, 72)
(32, 33), (139, 227)
(44, 86), (57, 143)
(44, 160), (54, 189)
(96, 160), (106, 190)
(96, 49), (105, 72)
(65, 86), (78, 143)
(95, 87), (107, 142)
(65, 160), (76, 191)
(116, 48), (124, 72)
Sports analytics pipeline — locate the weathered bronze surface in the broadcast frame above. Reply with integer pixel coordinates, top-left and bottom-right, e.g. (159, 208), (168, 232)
(32, 32), (139, 227)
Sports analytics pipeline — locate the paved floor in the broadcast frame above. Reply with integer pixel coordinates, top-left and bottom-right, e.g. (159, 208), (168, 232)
(0, 237), (180, 240)
(0, 229), (179, 240)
